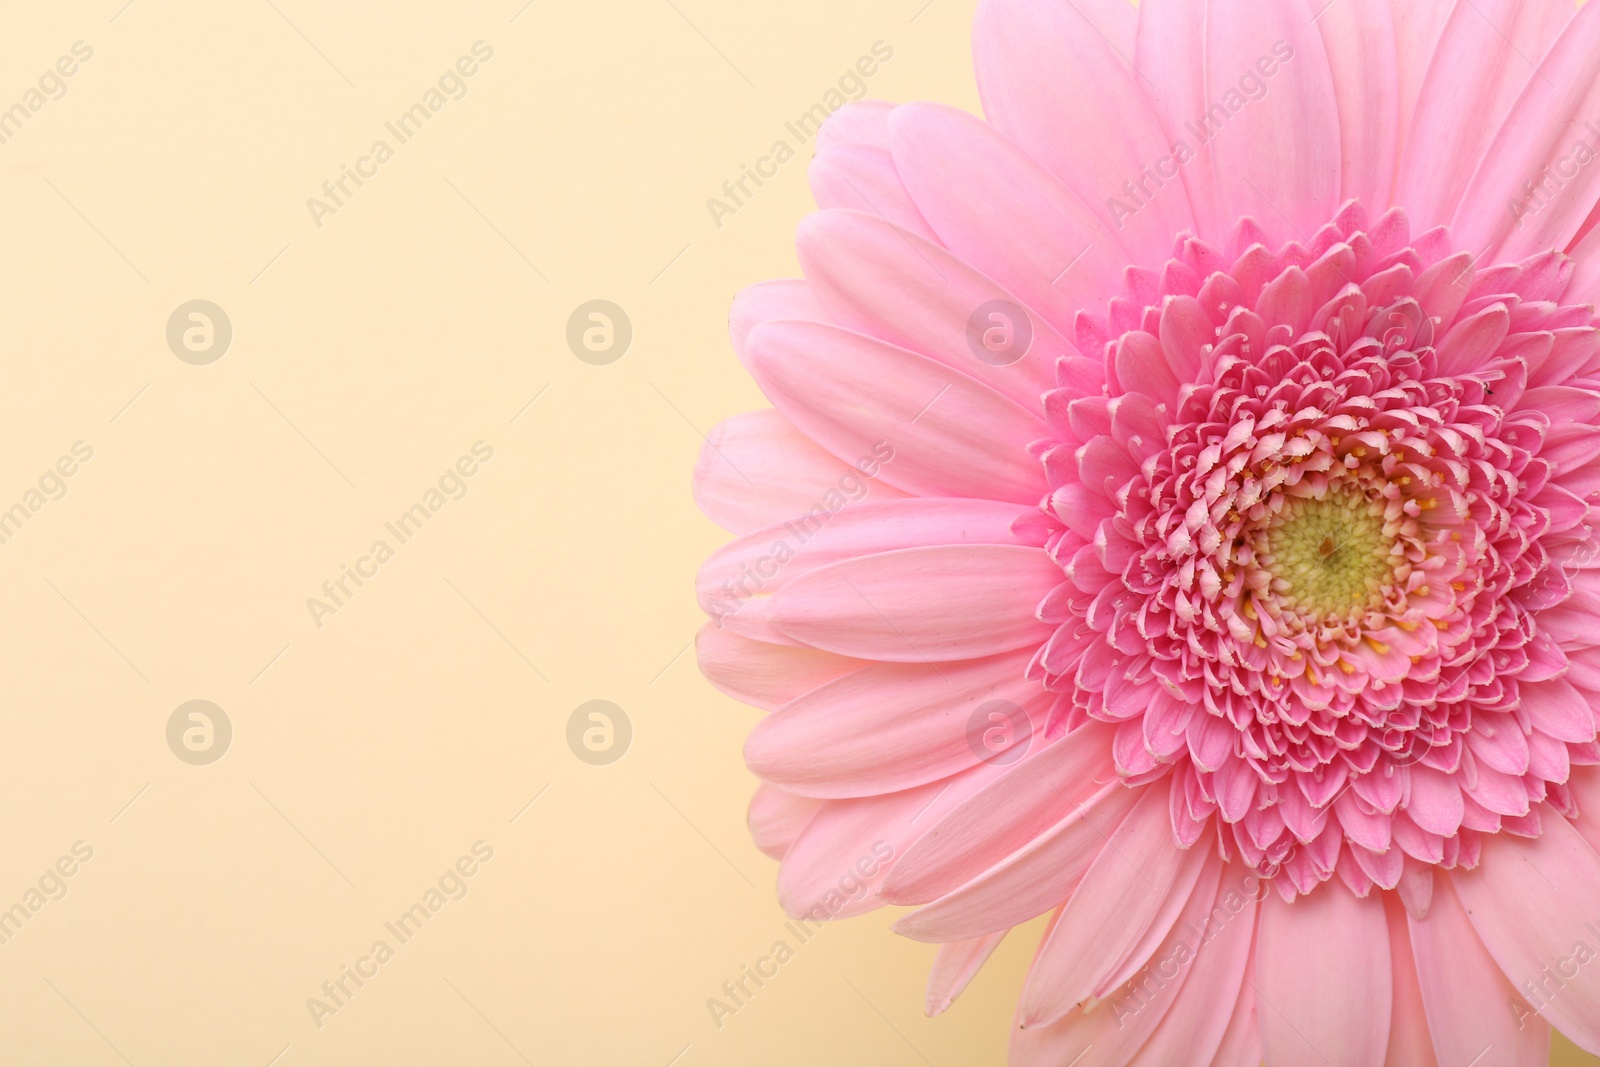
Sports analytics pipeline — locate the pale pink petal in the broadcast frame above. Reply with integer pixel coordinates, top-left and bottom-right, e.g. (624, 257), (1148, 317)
(749, 784), (823, 860)
(1382, 895), (1438, 1067)
(777, 765), (1000, 920)
(1020, 779), (1205, 1025)
(769, 545), (1060, 662)
(693, 409), (909, 536)
(925, 932), (1007, 1017)
(888, 101), (1128, 328)
(974, 0), (1195, 268)
(892, 780), (1141, 942)
(697, 497), (1040, 644)
(1206, 0), (1342, 246)
(730, 279), (827, 362)
(1207, 955), (1264, 1067)
(809, 101), (938, 242)
(1007, 855), (1224, 1067)
(1452, 2), (1600, 260)
(1134, 0), (1224, 240)
(1452, 808), (1600, 1053)
(696, 625), (863, 711)
(1125, 861), (1259, 1067)
(1316, 0), (1399, 211)
(881, 722), (1116, 905)
(747, 320), (1050, 502)
(1409, 875), (1550, 1066)
(1397, 0), (1572, 232)
(746, 649), (1046, 798)
(1255, 885), (1391, 1066)
(797, 209), (1062, 406)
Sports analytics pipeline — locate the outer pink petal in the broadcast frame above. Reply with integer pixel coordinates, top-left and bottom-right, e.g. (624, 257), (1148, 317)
(1020, 778), (1205, 1025)
(1565, 210), (1600, 305)
(808, 101), (938, 242)
(749, 784), (823, 860)
(973, 0), (1195, 268)
(768, 544), (1060, 662)
(1125, 862), (1259, 1067)
(1255, 885), (1391, 1066)
(1453, 2), (1600, 260)
(925, 931), (1007, 1017)
(1207, 954), (1264, 1067)
(1008, 854), (1224, 1067)
(881, 721), (1116, 905)
(730, 279), (826, 362)
(1316, 0), (1399, 211)
(697, 497), (1039, 645)
(776, 765), (999, 920)
(745, 649), (1045, 798)
(1390, 0), (1450, 156)
(1452, 807), (1600, 1053)
(1135, 0), (1224, 241)
(746, 319), (1050, 503)
(692, 408), (907, 536)
(891, 780), (1141, 942)
(696, 624), (863, 711)
(888, 102), (1128, 329)
(1382, 895), (1439, 1067)
(1409, 875), (1549, 1066)
(1206, 0), (1342, 246)
(1397, 0), (1571, 232)
(797, 209), (1063, 406)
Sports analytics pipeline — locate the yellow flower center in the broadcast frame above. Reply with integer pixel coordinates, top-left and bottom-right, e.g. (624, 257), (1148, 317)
(1260, 486), (1395, 619)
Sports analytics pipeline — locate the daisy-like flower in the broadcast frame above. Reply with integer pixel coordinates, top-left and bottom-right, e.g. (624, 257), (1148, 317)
(694, 0), (1600, 1062)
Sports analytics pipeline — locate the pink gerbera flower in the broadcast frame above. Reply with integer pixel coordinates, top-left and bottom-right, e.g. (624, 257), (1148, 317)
(693, 0), (1600, 1061)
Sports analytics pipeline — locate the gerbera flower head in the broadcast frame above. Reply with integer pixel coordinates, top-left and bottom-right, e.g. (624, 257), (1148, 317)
(694, 0), (1600, 1062)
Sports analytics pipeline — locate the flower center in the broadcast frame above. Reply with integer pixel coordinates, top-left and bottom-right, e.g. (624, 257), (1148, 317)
(1257, 484), (1395, 620)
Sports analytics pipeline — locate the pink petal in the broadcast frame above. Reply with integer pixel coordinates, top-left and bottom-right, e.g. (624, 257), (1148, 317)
(1453, 2), (1600, 259)
(768, 544), (1059, 662)
(797, 209), (1061, 407)
(1134, 0), (1225, 241)
(925, 931), (1007, 1017)
(777, 767), (996, 920)
(1410, 875), (1550, 1065)
(808, 102), (937, 242)
(1007, 855), (1224, 1067)
(881, 721), (1116, 905)
(1255, 884), (1391, 1066)
(694, 409), (907, 536)
(1020, 779), (1204, 1024)
(891, 780), (1141, 942)
(974, 0), (1194, 268)
(1206, 0), (1342, 247)
(749, 784), (823, 860)
(888, 101), (1127, 329)
(1126, 861), (1260, 1067)
(746, 319), (1050, 502)
(1383, 895), (1439, 1067)
(745, 649), (1045, 798)
(696, 624), (863, 711)
(1398, 0), (1572, 232)
(1316, 0), (1399, 211)
(1452, 807), (1600, 1054)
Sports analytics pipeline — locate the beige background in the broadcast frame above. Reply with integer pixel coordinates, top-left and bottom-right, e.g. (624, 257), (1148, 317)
(0, 1), (1590, 1064)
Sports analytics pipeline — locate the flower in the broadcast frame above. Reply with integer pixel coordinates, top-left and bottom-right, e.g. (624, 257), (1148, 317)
(692, 0), (1600, 1061)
